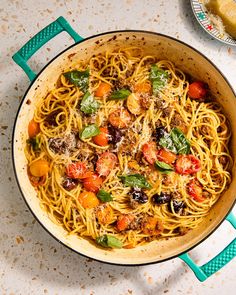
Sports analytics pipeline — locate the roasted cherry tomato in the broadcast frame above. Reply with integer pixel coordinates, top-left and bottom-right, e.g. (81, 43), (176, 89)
(92, 127), (109, 146)
(157, 149), (177, 164)
(175, 155), (201, 175)
(188, 179), (205, 202)
(116, 214), (135, 231)
(96, 152), (118, 176)
(95, 82), (112, 97)
(28, 119), (40, 138)
(78, 191), (100, 208)
(134, 82), (151, 94)
(82, 173), (103, 193)
(188, 81), (208, 99)
(66, 162), (93, 179)
(142, 142), (158, 164)
(108, 109), (131, 128)
(29, 159), (49, 177)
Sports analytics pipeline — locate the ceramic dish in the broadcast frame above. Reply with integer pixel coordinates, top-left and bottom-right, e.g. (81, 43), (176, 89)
(190, 0), (236, 46)
(12, 17), (236, 281)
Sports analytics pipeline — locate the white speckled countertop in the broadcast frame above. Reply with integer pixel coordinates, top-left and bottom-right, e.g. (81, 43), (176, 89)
(0, 0), (236, 294)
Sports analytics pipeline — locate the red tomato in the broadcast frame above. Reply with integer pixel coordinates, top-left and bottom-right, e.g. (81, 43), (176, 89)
(108, 109), (131, 128)
(96, 152), (118, 176)
(117, 214), (135, 231)
(142, 142), (158, 164)
(175, 155), (201, 175)
(93, 127), (109, 146)
(157, 149), (177, 164)
(188, 81), (208, 99)
(66, 162), (93, 179)
(82, 173), (103, 193)
(188, 179), (205, 202)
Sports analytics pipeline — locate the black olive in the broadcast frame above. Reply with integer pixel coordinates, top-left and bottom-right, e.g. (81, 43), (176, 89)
(108, 124), (122, 144)
(62, 178), (78, 191)
(45, 110), (62, 126)
(91, 154), (98, 169)
(155, 126), (166, 142)
(168, 199), (186, 214)
(152, 192), (172, 205)
(130, 188), (148, 204)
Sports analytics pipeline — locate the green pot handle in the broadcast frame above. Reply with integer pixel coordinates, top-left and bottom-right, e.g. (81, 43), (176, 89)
(179, 211), (236, 281)
(12, 16), (83, 81)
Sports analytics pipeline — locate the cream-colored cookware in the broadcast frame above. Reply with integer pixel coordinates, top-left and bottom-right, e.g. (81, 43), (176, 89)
(12, 17), (236, 281)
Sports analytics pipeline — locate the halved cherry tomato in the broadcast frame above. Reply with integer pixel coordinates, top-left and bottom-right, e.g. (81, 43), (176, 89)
(66, 162), (93, 179)
(175, 155), (201, 175)
(95, 82), (112, 97)
(28, 119), (40, 138)
(157, 149), (177, 164)
(29, 159), (50, 177)
(188, 179), (205, 202)
(117, 214), (135, 231)
(78, 191), (100, 208)
(142, 217), (163, 235)
(96, 205), (114, 225)
(142, 142), (158, 164)
(134, 82), (151, 94)
(108, 109), (131, 128)
(188, 81), (208, 99)
(92, 127), (109, 146)
(96, 152), (118, 176)
(82, 173), (103, 193)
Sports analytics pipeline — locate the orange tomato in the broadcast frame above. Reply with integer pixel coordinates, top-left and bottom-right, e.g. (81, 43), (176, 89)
(96, 205), (114, 225)
(96, 152), (117, 176)
(92, 127), (109, 146)
(95, 82), (112, 97)
(82, 173), (103, 193)
(116, 214), (135, 231)
(157, 149), (177, 164)
(66, 162), (93, 179)
(29, 159), (50, 177)
(142, 142), (158, 164)
(142, 217), (163, 235)
(28, 119), (40, 138)
(134, 82), (151, 94)
(108, 109), (131, 128)
(78, 191), (100, 208)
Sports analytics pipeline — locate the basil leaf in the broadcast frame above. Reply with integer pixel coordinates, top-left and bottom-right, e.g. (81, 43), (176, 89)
(63, 69), (89, 92)
(155, 160), (173, 174)
(80, 124), (100, 140)
(119, 174), (152, 189)
(97, 189), (113, 202)
(80, 92), (100, 114)
(96, 234), (123, 248)
(109, 89), (131, 100)
(27, 136), (40, 151)
(159, 134), (177, 153)
(170, 128), (190, 155)
(150, 64), (169, 94)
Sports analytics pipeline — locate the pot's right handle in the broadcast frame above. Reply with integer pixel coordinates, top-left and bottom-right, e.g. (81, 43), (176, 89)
(12, 16), (83, 82)
(179, 211), (236, 282)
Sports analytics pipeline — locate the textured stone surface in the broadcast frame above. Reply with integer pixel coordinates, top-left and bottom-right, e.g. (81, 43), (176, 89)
(0, 0), (235, 294)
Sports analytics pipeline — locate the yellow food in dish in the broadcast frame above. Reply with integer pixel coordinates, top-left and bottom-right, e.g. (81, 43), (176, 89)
(25, 47), (232, 249)
(205, 0), (236, 38)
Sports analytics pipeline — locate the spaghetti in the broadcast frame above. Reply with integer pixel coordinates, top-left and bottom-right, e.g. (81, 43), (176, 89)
(25, 47), (232, 249)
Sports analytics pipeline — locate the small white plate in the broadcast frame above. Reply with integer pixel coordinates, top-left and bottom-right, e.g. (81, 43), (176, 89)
(190, 0), (236, 46)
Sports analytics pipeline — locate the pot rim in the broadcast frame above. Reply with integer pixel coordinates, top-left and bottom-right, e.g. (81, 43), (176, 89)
(12, 29), (236, 266)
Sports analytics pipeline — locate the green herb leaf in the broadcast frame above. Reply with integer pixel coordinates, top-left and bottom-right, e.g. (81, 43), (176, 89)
(27, 136), (40, 151)
(80, 124), (100, 140)
(150, 64), (169, 94)
(119, 174), (152, 189)
(96, 234), (123, 248)
(109, 89), (131, 100)
(97, 189), (113, 202)
(155, 160), (173, 174)
(63, 69), (89, 92)
(170, 128), (190, 155)
(159, 134), (177, 153)
(159, 128), (190, 155)
(80, 92), (100, 114)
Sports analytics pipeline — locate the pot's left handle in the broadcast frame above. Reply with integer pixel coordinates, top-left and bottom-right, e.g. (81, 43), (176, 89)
(12, 16), (83, 81)
(179, 211), (236, 281)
